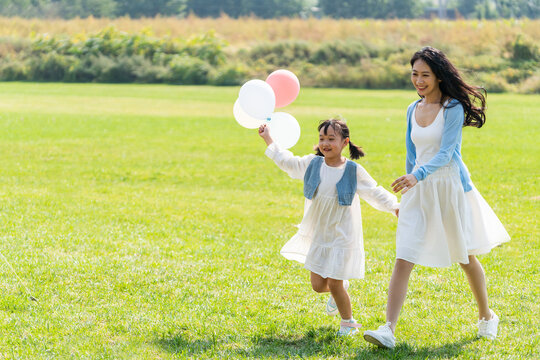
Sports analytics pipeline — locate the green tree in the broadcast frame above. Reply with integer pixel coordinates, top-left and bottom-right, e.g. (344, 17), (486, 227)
(319, 0), (421, 18)
(115, 0), (186, 17)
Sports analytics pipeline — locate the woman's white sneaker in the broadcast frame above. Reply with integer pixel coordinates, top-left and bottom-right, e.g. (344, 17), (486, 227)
(363, 322), (396, 349)
(478, 310), (499, 340)
(326, 280), (349, 316)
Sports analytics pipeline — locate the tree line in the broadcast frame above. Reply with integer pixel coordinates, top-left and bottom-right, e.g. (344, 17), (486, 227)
(0, 0), (537, 19)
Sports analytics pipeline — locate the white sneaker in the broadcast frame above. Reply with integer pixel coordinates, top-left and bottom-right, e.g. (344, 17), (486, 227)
(363, 322), (396, 349)
(326, 280), (349, 316)
(478, 310), (499, 340)
(337, 318), (362, 337)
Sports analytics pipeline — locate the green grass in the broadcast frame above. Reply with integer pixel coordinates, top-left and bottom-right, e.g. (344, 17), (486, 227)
(0, 83), (537, 359)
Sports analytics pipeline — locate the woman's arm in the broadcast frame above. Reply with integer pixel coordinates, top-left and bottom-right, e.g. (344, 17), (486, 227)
(411, 101), (464, 182)
(393, 101), (463, 194)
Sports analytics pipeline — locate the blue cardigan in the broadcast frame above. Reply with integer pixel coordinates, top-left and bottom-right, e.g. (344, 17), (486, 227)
(406, 98), (473, 192)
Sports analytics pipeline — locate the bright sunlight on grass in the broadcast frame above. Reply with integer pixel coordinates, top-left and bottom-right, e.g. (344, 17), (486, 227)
(0, 83), (537, 359)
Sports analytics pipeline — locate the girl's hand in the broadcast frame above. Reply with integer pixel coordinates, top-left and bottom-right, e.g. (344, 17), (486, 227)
(392, 174), (418, 194)
(394, 208), (399, 217)
(258, 124), (273, 146)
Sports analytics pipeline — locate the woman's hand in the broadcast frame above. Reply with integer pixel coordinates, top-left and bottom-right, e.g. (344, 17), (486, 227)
(392, 174), (418, 194)
(258, 124), (273, 146)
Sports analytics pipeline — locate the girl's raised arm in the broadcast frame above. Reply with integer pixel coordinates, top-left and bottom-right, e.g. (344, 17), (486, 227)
(260, 124), (314, 180)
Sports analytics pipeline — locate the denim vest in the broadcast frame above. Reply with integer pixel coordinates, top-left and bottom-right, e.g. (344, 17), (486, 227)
(303, 156), (357, 206)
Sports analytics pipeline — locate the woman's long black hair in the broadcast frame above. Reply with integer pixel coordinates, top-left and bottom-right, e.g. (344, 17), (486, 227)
(314, 119), (365, 159)
(411, 47), (486, 128)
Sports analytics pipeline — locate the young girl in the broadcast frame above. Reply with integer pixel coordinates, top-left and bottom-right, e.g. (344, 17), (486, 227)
(259, 119), (399, 336)
(363, 47), (510, 348)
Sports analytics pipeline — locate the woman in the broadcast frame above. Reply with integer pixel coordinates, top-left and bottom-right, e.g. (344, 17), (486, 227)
(363, 47), (510, 348)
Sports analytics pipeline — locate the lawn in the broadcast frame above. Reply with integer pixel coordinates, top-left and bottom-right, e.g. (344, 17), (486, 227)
(0, 83), (537, 359)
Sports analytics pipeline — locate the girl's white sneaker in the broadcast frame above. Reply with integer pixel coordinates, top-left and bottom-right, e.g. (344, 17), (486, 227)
(326, 280), (349, 316)
(478, 310), (499, 340)
(363, 322), (396, 348)
(337, 318), (362, 337)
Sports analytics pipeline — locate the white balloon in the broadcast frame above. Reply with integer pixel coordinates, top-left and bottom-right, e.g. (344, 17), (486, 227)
(238, 79), (275, 120)
(267, 112), (301, 150)
(233, 99), (265, 129)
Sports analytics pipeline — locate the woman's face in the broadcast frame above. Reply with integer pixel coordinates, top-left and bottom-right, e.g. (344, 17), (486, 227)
(319, 126), (348, 158)
(411, 59), (441, 98)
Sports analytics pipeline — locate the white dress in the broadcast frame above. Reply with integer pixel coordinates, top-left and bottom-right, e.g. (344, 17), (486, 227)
(396, 106), (510, 267)
(265, 142), (399, 280)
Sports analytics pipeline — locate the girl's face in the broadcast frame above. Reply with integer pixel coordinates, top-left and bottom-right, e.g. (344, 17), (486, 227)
(411, 59), (441, 98)
(319, 126), (348, 159)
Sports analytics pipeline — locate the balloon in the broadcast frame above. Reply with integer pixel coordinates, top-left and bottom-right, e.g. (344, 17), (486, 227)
(238, 79), (275, 120)
(266, 69), (300, 108)
(267, 112), (301, 150)
(233, 99), (265, 129)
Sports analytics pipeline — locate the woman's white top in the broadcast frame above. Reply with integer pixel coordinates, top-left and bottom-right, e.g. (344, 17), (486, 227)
(265, 142), (398, 280)
(411, 105), (445, 165)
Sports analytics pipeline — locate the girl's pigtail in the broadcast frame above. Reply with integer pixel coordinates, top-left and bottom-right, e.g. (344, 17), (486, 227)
(349, 141), (365, 160)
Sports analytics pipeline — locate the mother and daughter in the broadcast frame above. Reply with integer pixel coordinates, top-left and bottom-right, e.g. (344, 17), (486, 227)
(258, 46), (509, 346)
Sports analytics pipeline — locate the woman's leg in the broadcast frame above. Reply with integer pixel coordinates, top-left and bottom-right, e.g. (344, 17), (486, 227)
(328, 278), (352, 319)
(459, 255), (491, 320)
(386, 259), (415, 332)
(310, 272), (329, 293)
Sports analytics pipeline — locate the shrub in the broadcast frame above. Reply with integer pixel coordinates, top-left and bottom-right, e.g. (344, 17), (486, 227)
(508, 35), (539, 62)
(476, 73), (511, 93)
(166, 55), (211, 84)
(27, 52), (76, 81)
(309, 40), (370, 65)
(519, 74), (540, 94)
(211, 63), (248, 85)
(0, 59), (28, 80)
(249, 41), (311, 66)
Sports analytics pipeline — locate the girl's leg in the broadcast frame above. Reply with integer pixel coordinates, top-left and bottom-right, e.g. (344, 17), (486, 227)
(386, 259), (415, 332)
(310, 272), (329, 293)
(459, 255), (491, 320)
(328, 278), (352, 319)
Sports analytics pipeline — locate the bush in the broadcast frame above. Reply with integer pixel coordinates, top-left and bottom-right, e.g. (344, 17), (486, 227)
(166, 56), (211, 84)
(249, 41), (311, 66)
(211, 63), (248, 85)
(27, 52), (76, 81)
(309, 40), (370, 65)
(519, 74), (540, 94)
(477, 73), (511, 93)
(0, 59), (29, 81)
(508, 35), (539, 62)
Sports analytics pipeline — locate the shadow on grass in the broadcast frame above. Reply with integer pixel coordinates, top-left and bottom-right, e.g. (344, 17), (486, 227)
(155, 328), (477, 359)
(354, 336), (478, 359)
(155, 333), (218, 356)
(236, 325), (347, 358)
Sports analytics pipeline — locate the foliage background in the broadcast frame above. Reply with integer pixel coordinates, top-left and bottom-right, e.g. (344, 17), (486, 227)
(0, 17), (538, 92)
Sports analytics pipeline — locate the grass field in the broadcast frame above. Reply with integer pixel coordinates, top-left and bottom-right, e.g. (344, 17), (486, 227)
(0, 83), (537, 359)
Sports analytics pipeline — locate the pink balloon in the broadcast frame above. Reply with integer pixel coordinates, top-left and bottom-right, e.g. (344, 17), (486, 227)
(265, 69), (300, 108)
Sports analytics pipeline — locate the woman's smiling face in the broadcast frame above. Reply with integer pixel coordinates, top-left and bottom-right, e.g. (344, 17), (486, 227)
(411, 59), (440, 98)
(319, 125), (348, 159)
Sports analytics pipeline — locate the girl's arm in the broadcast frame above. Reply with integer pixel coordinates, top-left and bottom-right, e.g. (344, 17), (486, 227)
(259, 124), (314, 180)
(356, 165), (399, 214)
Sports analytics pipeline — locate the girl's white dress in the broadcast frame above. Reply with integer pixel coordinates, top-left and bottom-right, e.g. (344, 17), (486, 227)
(396, 106), (510, 267)
(265, 143), (399, 280)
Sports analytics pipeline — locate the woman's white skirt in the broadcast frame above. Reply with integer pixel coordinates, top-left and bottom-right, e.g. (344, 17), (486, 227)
(396, 163), (510, 267)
